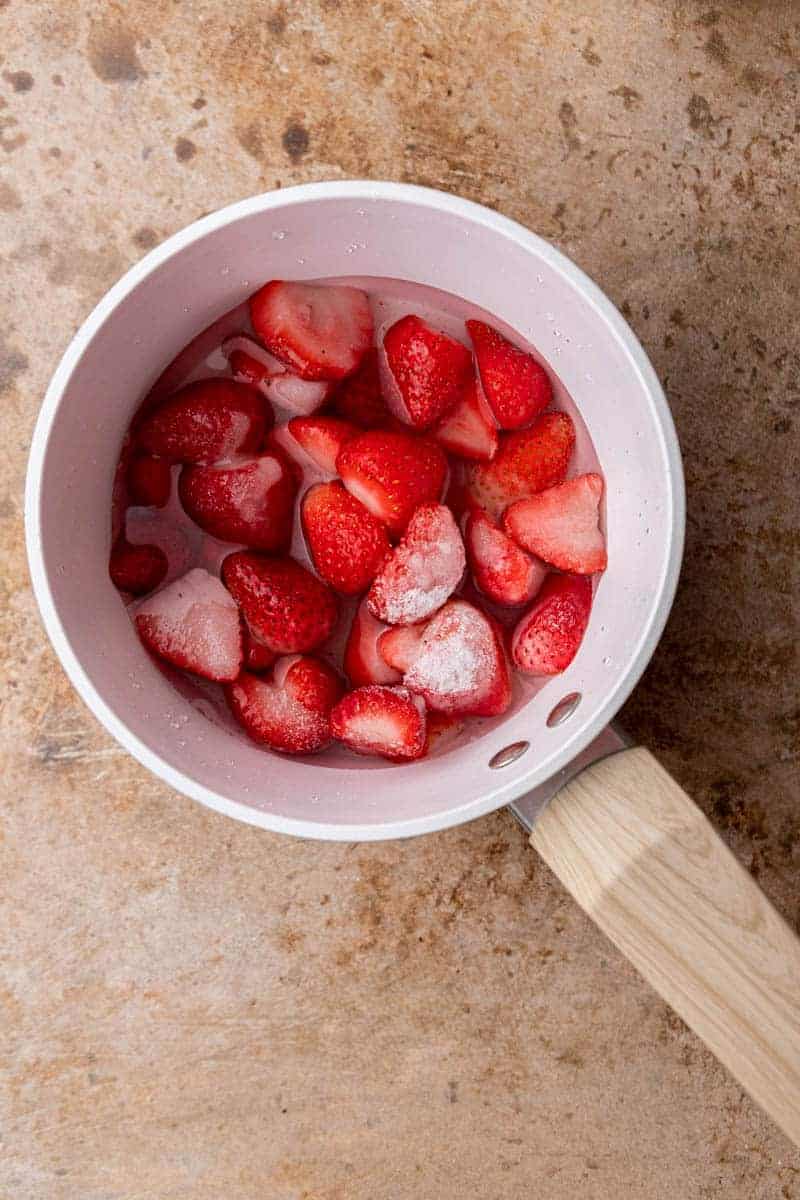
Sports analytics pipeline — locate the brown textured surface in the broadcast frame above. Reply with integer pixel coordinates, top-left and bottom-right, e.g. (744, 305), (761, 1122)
(1, 1), (799, 1196)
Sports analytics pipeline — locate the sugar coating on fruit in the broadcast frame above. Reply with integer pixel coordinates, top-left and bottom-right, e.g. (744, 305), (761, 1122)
(368, 504), (465, 625)
(406, 604), (485, 697)
(135, 568), (241, 679)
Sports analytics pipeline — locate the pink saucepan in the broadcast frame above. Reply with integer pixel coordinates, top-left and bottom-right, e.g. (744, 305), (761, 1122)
(25, 182), (800, 1143)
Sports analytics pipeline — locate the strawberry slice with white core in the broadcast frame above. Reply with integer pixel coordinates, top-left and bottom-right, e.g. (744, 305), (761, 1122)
(337, 429), (448, 536)
(403, 599), (511, 717)
(179, 449), (298, 552)
(503, 473), (607, 574)
(135, 567), (242, 682)
(330, 685), (427, 761)
(382, 314), (473, 430)
(137, 378), (270, 465)
(432, 374), (499, 462)
(466, 319), (553, 430)
(511, 574), (593, 675)
(367, 503), (465, 625)
(249, 281), (373, 382)
(287, 416), (360, 475)
(225, 655), (343, 754)
(343, 598), (401, 688)
(465, 508), (547, 606)
(222, 332), (331, 416)
(377, 623), (425, 674)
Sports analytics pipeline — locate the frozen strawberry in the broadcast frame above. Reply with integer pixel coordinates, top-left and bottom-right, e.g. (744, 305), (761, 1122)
(109, 540), (167, 595)
(135, 567), (243, 682)
(503, 473), (607, 574)
(287, 416), (360, 475)
(337, 429), (448, 535)
(127, 454), (171, 508)
(249, 280), (373, 382)
(403, 599), (511, 717)
(511, 574), (592, 675)
(242, 628), (278, 672)
(137, 378), (270, 465)
(179, 449), (297, 552)
(465, 508), (546, 607)
(466, 319), (552, 430)
(301, 481), (390, 596)
(383, 314), (472, 430)
(329, 348), (390, 427)
(466, 411), (575, 520)
(330, 685), (427, 762)
(222, 552), (338, 654)
(367, 504), (465, 625)
(223, 333), (331, 416)
(343, 598), (401, 688)
(226, 655), (343, 754)
(378, 623), (425, 674)
(432, 375), (498, 462)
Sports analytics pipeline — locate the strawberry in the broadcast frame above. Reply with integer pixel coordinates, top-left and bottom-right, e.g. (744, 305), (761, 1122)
(336, 429), (448, 536)
(511, 574), (592, 675)
(223, 333), (331, 416)
(179, 448), (298, 552)
(301, 481), (391, 595)
(330, 685), (427, 762)
(466, 319), (552, 430)
(287, 416), (360, 474)
(226, 655), (343, 754)
(465, 508), (546, 606)
(343, 598), (401, 688)
(503, 473), (607, 574)
(222, 552), (338, 654)
(109, 540), (167, 595)
(135, 567), (243, 682)
(329, 348), (390, 427)
(383, 314), (473, 430)
(242, 628), (278, 672)
(367, 504), (465, 625)
(425, 711), (464, 753)
(377, 623), (425, 674)
(403, 599), (511, 717)
(128, 454), (171, 508)
(432, 375), (498, 462)
(137, 378), (270, 465)
(249, 280), (373, 382)
(466, 411), (575, 520)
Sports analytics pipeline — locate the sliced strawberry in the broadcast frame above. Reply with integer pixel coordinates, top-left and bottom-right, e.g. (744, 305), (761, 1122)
(137, 378), (270, 465)
(287, 416), (360, 474)
(179, 448), (298, 552)
(127, 454), (171, 508)
(503, 473), (607, 574)
(301, 481), (390, 596)
(249, 280), (373, 382)
(343, 598), (401, 688)
(223, 333), (330, 416)
(329, 348), (390, 427)
(465, 508), (546, 606)
(222, 552), (338, 654)
(367, 504), (465, 625)
(383, 315), (472, 430)
(403, 599), (511, 717)
(466, 319), (552, 430)
(226, 655), (343, 754)
(135, 567), (243, 682)
(432, 375), (498, 462)
(336, 429), (448, 536)
(242, 628), (278, 672)
(511, 574), (593, 675)
(466, 411), (575, 520)
(330, 685), (427, 762)
(109, 540), (167, 595)
(377, 623), (425, 674)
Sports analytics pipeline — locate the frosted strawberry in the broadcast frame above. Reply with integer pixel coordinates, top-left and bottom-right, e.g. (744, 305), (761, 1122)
(249, 281), (373, 381)
(403, 599), (511, 717)
(137, 378), (269, 465)
(223, 333), (331, 416)
(134, 568), (242, 681)
(383, 314), (472, 430)
(226, 655), (343, 754)
(503, 473), (607, 574)
(222, 552), (338, 654)
(466, 319), (552, 429)
(179, 448), (298, 552)
(464, 509), (546, 606)
(330, 685), (427, 761)
(511, 574), (593, 675)
(367, 504), (465, 625)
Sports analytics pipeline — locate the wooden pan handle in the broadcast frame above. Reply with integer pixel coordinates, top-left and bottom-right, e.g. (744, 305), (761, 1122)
(530, 746), (800, 1146)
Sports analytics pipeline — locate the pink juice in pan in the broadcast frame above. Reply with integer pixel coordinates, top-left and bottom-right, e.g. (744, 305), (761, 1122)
(111, 277), (607, 764)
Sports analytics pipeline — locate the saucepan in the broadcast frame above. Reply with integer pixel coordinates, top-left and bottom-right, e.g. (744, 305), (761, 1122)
(24, 181), (800, 1143)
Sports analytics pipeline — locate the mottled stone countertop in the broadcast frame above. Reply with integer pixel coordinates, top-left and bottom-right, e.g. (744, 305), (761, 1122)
(1, 2), (799, 1196)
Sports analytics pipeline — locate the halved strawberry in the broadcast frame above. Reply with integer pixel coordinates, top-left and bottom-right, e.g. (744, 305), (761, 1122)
(128, 454), (171, 508)
(383, 315), (472, 430)
(329, 347), (390, 427)
(226, 655), (343, 754)
(503, 473), (607, 574)
(367, 504), (465, 625)
(465, 508), (546, 606)
(223, 333), (331, 416)
(511, 574), (593, 675)
(135, 567), (243, 681)
(336, 429), (448, 535)
(403, 599), (511, 717)
(330, 685), (427, 762)
(343, 598), (401, 688)
(287, 416), (360, 475)
(242, 628), (278, 672)
(377, 623), (425, 674)
(137, 378), (270, 465)
(466, 411), (575, 520)
(432, 375), (498, 462)
(301, 481), (391, 595)
(466, 319), (552, 430)
(249, 280), (373, 382)
(222, 552), (338, 654)
(179, 449), (298, 552)
(109, 540), (167, 595)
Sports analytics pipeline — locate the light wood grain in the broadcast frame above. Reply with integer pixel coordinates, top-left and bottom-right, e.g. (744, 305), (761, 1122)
(531, 747), (800, 1146)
